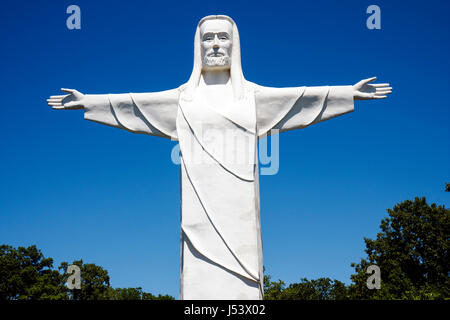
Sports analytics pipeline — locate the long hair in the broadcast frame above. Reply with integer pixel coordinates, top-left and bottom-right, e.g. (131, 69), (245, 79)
(180, 15), (248, 101)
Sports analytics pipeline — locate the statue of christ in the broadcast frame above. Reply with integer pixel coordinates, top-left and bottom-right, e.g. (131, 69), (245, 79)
(47, 15), (392, 300)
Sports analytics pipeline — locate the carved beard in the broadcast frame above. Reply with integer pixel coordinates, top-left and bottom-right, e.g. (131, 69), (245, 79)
(203, 55), (231, 68)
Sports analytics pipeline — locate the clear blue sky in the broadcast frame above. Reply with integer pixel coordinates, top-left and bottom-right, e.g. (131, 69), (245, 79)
(0, 0), (449, 298)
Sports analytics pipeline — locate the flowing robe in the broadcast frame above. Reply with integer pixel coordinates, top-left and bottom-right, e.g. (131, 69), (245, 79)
(83, 83), (354, 300)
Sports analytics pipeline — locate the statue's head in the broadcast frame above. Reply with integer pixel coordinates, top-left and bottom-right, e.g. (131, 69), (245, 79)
(199, 17), (233, 70)
(183, 15), (247, 100)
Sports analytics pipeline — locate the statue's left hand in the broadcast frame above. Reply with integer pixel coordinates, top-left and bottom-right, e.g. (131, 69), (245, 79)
(47, 88), (85, 109)
(353, 77), (392, 100)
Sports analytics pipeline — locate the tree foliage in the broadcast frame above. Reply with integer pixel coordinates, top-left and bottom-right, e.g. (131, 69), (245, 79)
(265, 196), (449, 300)
(0, 245), (67, 300)
(348, 197), (449, 299)
(59, 260), (110, 300)
(2, 193), (449, 300)
(264, 275), (348, 300)
(108, 287), (174, 300)
(0, 246), (174, 300)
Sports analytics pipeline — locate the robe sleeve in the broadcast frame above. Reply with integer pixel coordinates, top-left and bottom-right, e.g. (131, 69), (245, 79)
(254, 84), (354, 137)
(83, 88), (180, 140)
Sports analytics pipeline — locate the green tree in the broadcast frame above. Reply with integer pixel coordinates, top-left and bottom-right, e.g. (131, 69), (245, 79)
(0, 244), (175, 300)
(59, 260), (175, 300)
(0, 245), (67, 300)
(108, 287), (175, 300)
(264, 273), (349, 300)
(59, 260), (111, 300)
(263, 273), (286, 300)
(141, 292), (175, 300)
(348, 197), (450, 299)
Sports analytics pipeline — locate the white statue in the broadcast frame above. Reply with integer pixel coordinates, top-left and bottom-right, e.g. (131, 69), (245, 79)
(47, 15), (392, 300)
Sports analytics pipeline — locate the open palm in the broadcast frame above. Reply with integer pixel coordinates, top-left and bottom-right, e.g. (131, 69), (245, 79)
(353, 77), (392, 100)
(47, 88), (85, 109)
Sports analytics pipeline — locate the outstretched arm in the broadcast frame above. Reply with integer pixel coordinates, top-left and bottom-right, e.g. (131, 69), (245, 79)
(47, 88), (179, 139)
(255, 77), (392, 136)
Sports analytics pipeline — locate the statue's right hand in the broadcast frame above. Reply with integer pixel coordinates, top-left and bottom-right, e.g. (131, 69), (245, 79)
(47, 88), (85, 109)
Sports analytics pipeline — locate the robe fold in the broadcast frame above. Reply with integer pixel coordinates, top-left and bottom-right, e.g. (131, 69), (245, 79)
(83, 83), (354, 300)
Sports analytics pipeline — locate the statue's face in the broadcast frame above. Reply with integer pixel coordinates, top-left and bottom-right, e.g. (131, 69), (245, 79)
(200, 19), (233, 70)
